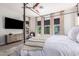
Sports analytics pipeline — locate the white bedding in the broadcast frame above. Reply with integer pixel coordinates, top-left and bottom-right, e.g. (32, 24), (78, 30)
(21, 35), (79, 56)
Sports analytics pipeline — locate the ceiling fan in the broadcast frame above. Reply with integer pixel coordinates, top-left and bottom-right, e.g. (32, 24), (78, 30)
(33, 3), (40, 12)
(33, 3), (39, 9)
(23, 3), (41, 16)
(24, 3), (40, 16)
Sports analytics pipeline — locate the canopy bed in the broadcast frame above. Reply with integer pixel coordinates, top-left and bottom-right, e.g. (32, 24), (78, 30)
(1, 3), (79, 56)
(19, 3), (79, 56)
(0, 3), (79, 56)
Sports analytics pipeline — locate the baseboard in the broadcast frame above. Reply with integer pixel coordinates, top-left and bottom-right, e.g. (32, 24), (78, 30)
(0, 40), (22, 46)
(6, 40), (22, 45)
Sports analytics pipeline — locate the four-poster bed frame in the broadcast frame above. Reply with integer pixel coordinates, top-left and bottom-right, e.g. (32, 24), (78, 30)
(23, 3), (40, 44)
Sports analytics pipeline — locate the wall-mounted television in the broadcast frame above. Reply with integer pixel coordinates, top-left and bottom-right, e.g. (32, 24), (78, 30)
(5, 17), (23, 29)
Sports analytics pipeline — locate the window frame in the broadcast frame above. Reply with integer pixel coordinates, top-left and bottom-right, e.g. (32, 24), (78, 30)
(44, 16), (50, 34)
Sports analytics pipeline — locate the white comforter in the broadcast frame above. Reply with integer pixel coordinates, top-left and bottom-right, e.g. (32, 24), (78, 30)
(21, 35), (79, 56)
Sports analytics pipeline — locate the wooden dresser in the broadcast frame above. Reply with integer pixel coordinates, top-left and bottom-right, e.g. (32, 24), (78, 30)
(5, 33), (23, 44)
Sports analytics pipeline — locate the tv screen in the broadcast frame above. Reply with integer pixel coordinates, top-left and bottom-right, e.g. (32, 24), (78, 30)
(5, 17), (23, 29)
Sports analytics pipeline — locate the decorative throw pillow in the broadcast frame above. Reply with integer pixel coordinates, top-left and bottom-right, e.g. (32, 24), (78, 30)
(67, 26), (79, 42)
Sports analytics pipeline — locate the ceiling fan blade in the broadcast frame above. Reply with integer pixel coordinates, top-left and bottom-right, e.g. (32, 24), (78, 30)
(33, 3), (39, 9)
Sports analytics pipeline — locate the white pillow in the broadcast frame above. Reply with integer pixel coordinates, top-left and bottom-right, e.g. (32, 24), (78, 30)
(76, 33), (79, 43)
(67, 26), (79, 42)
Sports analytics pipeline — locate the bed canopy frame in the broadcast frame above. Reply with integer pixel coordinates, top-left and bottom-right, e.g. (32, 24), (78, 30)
(23, 3), (79, 44)
(23, 3), (40, 44)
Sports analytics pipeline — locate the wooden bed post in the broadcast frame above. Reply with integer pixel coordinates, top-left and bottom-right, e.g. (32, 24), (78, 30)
(23, 3), (26, 44)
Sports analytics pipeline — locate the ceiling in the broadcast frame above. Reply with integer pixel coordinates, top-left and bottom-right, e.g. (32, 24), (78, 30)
(0, 3), (77, 17)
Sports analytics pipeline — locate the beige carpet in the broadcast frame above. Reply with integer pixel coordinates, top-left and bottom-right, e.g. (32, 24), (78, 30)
(0, 41), (23, 51)
(0, 40), (44, 56)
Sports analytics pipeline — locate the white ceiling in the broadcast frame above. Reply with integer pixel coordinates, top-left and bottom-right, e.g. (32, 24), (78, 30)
(0, 3), (77, 17)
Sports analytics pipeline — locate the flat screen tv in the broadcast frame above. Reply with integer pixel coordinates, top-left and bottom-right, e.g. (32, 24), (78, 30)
(5, 17), (23, 29)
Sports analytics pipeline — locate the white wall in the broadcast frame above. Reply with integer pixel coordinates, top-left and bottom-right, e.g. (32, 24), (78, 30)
(0, 6), (23, 45)
(64, 8), (76, 35)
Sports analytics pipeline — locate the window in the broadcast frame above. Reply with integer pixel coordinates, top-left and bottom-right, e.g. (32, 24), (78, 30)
(44, 20), (50, 25)
(44, 26), (50, 34)
(54, 25), (60, 34)
(54, 18), (60, 24)
(37, 26), (41, 34)
(44, 17), (50, 34)
(37, 21), (41, 34)
(37, 21), (41, 25)
(54, 18), (60, 34)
